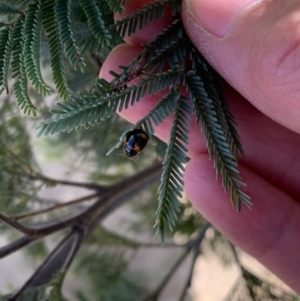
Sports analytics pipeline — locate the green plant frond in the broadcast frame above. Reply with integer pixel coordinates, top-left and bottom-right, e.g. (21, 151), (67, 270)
(36, 69), (182, 137)
(146, 18), (183, 54)
(23, 1), (51, 96)
(1, 0), (31, 9)
(42, 0), (71, 100)
(14, 23), (37, 117)
(154, 95), (193, 243)
(135, 91), (178, 137)
(11, 17), (24, 78)
(111, 0), (180, 39)
(79, 36), (101, 54)
(80, 0), (112, 46)
(0, 27), (13, 93)
(14, 73), (37, 117)
(190, 48), (244, 156)
(144, 36), (188, 73)
(184, 71), (251, 211)
(56, 0), (87, 72)
(109, 19), (184, 87)
(0, 2), (20, 14)
(104, 0), (124, 14)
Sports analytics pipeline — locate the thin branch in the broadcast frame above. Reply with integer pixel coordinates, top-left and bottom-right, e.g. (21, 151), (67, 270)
(84, 162), (162, 230)
(96, 226), (181, 248)
(179, 222), (211, 301)
(141, 222), (210, 301)
(0, 235), (36, 259)
(0, 163), (162, 259)
(27, 173), (108, 192)
(0, 211), (79, 236)
(142, 248), (191, 301)
(10, 192), (98, 221)
(7, 230), (80, 301)
(0, 212), (34, 235)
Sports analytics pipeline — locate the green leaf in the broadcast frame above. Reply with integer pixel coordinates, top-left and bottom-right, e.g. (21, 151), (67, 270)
(23, 1), (51, 96)
(0, 27), (13, 93)
(11, 17), (24, 78)
(190, 47), (243, 156)
(0, 2), (20, 14)
(185, 71), (251, 211)
(42, 0), (71, 100)
(56, 0), (86, 71)
(104, 0), (124, 13)
(111, 0), (181, 39)
(13, 75), (37, 117)
(36, 69), (181, 137)
(80, 0), (112, 46)
(155, 95), (193, 243)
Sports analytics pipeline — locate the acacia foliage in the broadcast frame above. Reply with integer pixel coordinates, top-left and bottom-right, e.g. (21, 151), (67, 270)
(0, 0), (251, 241)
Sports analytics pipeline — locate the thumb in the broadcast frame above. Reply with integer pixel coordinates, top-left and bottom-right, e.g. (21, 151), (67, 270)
(182, 0), (300, 134)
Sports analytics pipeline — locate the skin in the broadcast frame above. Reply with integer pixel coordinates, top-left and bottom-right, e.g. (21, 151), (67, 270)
(100, 0), (300, 293)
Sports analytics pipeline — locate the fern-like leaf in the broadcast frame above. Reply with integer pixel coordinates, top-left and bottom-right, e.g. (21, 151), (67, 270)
(0, 2), (20, 14)
(190, 48), (243, 156)
(23, 1), (51, 96)
(155, 94), (193, 242)
(11, 17), (24, 78)
(42, 0), (71, 100)
(185, 71), (251, 211)
(14, 61), (37, 117)
(0, 27), (13, 93)
(56, 0), (86, 72)
(36, 69), (182, 137)
(104, 0), (124, 13)
(111, 0), (180, 39)
(109, 19), (184, 86)
(80, 0), (112, 46)
(135, 91), (178, 136)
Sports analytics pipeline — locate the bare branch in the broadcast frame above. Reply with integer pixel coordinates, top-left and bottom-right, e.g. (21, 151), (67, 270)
(27, 173), (108, 192)
(0, 212), (35, 235)
(7, 229), (83, 301)
(0, 163), (162, 260)
(179, 222), (211, 301)
(142, 248), (191, 301)
(142, 222), (210, 301)
(0, 235), (36, 259)
(11, 192), (98, 221)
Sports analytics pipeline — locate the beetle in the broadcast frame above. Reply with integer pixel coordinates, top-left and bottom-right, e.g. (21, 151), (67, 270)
(122, 129), (148, 157)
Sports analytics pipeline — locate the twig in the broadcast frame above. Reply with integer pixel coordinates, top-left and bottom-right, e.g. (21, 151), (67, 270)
(0, 163), (162, 260)
(179, 222), (211, 301)
(0, 236), (36, 259)
(10, 192), (98, 221)
(95, 226), (181, 248)
(141, 222), (210, 301)
(27, 174), (108, 192)
(142, 248), (191, 301)
(0, 213), (34, 235)
(7, 230), (81, 301)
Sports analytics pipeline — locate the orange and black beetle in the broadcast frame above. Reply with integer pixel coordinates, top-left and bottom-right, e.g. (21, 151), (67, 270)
(122, 129), (148, 157)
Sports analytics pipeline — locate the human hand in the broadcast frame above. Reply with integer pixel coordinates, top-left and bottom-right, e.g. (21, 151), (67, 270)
(100, 0), (300, 293)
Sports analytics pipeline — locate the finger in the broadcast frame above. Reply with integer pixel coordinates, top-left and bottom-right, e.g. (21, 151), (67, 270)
(184, 154), (300, 293)
(182, 0), (300, 134)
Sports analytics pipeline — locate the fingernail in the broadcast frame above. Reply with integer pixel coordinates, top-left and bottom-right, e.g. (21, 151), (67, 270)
(185, 0), (260, 37)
